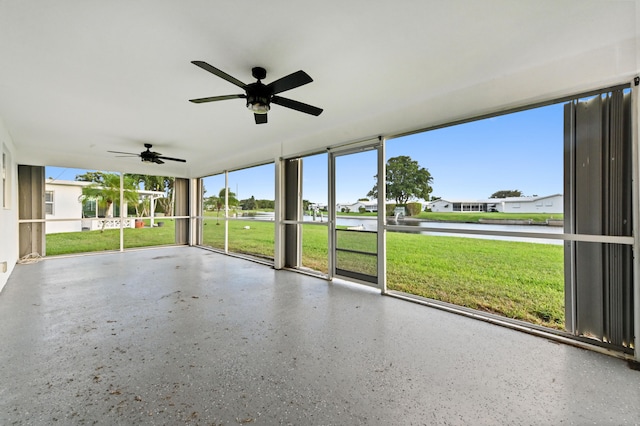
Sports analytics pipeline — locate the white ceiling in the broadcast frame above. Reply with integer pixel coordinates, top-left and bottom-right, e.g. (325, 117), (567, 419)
(1, 1), (638, 178)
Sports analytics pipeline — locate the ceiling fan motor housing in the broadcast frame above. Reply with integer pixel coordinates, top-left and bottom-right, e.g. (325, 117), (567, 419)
(140, 152), (155, 162)
(246, 81), (271, 114)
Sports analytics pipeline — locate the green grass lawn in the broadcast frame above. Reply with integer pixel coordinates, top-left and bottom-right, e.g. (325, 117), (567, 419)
(46, 219), (179, 255)
(386, 232), (564, 328)
(47, 216), (565, 329)
(201, 218), (275, 260)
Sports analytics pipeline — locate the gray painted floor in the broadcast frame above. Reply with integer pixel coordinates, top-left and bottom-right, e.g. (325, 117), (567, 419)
(0, 246), (638, 425)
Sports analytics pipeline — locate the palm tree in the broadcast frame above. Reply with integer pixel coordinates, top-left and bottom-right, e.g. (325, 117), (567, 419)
(203, 188), (238, 225)
(128, 174), (175, 215)
(82, 173), (139, 232)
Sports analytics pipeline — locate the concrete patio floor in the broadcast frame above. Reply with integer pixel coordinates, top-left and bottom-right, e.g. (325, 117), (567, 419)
(0, 246), (638, 425)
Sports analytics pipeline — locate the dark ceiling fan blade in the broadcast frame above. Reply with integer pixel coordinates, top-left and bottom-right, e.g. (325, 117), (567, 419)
(153, 158), (165, 164)
(191, 61), (247, 88)
(254, 113), (268, 124)
(267, 70), (313, 94)
(271, 96), (323, 116)
(107, 150), (139, 156)
(157, 156), (187, 163)
(189, 94), (246, 104)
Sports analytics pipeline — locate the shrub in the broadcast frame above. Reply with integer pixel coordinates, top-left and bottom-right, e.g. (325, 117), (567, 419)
(385, 203), (397, 216)
(406, 202), (422, 216)
(358, 206), (366, 213)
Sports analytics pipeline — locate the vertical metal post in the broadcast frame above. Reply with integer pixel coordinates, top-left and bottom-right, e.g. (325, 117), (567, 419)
(189, 178), (202, 246)
(273, 158), (284, 269)
(631, 83), (640, 361)
(327, 150), (335, 279)
(563, 101), (577, 334)
(119, 172), (124, 252)
(377, 137), (387, 293)
(296, 159), (303, 267)
(224, 170), (229, 254)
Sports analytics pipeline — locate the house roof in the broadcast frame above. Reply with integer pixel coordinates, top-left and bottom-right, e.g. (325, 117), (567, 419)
(45, 179), (92, 188)
(432, 194), (562, 204)
(1, 3), (638, 178)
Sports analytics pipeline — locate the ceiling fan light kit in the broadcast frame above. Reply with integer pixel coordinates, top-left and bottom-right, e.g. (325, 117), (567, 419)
(189, 61), (323, 124)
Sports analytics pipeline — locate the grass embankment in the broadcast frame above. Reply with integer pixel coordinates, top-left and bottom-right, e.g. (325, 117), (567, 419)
(212, 210), (563, 223)
(47, 214), (565, 329)
(46, 219), (178, 255)
(387, 233), (563, 328)
(316, 211), (563, 223)
(416, 212), (563, 223)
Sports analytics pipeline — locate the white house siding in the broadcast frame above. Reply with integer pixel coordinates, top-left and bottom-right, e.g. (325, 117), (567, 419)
(45, 181), (86, 233)
(429, 194), (563, 214)
(336, 201), (377, 213)
(499, 195), (563, 214)
(0, 120), (19, 293)
(429, 200), (454, 212)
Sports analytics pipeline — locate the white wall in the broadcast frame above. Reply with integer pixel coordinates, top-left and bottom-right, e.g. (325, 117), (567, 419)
(429, 195), (563, 214)
(430, 200), (453, 212)
(0, 118), (18, 293)
(501, 195), (563, 214)
(45, 182), (84, 234)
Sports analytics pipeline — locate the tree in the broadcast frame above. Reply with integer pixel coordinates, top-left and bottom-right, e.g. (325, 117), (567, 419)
(220, 188), (238, 209)
(76, 171), (106, 184)
(257, 199), (275, 209)
(241, 196), (257, 211)
(205, 188), (238, 224)
(128, 174), (175, 215)
(490, 190), (523, 198)
(81, 173), (139, 232)
(367, 156), (433, 205)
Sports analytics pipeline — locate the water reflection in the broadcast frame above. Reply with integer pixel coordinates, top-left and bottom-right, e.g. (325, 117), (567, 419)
(238, 212), (563, 245)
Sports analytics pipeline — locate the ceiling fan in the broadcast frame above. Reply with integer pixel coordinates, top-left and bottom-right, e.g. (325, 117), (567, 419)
(189, 61), (323, 124)
(108, 144), (186, 164)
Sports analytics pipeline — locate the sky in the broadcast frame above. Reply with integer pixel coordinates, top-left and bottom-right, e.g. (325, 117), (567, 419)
(48, 101), (564, 204)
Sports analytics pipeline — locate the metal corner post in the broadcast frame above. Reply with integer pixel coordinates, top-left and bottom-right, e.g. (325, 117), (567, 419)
(119, 172), (124, 252)
(631, 83), (640, 361)
(377, 137), (387, 294)
(327, 151), (335, 280)
(224, 171), (229, 253)
(273, 158), (285, 269)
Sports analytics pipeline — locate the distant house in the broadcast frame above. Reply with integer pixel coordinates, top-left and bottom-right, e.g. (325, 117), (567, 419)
(336, 201), (377, 213)
(45, 179), (165, 234)
(427, 194), (563, 214)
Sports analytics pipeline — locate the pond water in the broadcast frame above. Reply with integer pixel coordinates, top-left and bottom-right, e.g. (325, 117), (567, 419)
(236, 212), (564, 245)
(330, 216), (563, 245)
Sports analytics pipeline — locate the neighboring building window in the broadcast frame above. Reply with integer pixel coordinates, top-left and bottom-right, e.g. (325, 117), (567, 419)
(45, 190), (54, 215)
